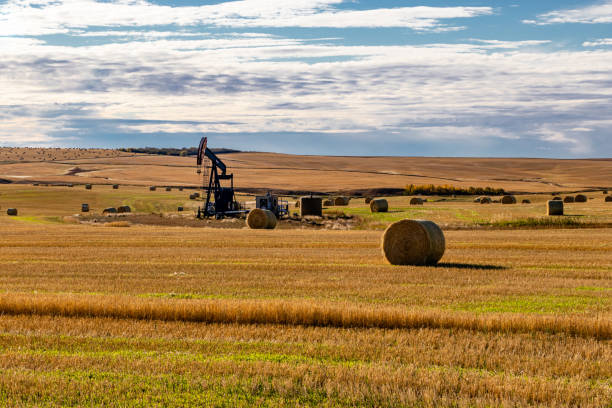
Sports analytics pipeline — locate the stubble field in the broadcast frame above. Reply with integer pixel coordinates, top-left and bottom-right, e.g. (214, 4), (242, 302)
(0, 211), (610, 406)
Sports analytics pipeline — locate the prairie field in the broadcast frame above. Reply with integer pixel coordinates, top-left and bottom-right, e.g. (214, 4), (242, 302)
(0, 193), (611, 406)
(0, 153), (611, 407)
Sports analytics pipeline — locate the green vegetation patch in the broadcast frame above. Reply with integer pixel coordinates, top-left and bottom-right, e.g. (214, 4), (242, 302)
(452, 295), (608, 314)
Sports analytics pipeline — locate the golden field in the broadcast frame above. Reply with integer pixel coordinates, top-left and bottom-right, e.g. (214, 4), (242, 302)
(0, 149), (611, 407)
(1, 147), (611, 193)
(0, 203), (611, 406)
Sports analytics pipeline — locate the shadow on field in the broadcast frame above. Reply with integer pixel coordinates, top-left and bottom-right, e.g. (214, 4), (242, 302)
(436, 262), (507, 270)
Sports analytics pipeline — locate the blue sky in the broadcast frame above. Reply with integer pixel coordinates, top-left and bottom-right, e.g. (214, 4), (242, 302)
(1, 0), (611, 157)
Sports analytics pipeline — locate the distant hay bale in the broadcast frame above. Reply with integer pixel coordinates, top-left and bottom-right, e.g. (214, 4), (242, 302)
(334, 196), (349, 206)
(474, 197), (482, 203)
(177, 206), (184, 212)
(323, 199), (334, 207)
(81, 204), (89, 212)
(85, 184), (92, 190)
(575, 194), (587, 203)
(563, 196), (575, 203)
(370, 198), (388, 213)
(603, 190), (608, 194)
(189, 194), (197, 200)
(178, 187), (183, 191)
(102, 207), (117, 214)
(605, 196), (612, 202)
(105, 221), (130, 227)
(365, 197), (373, 204)
(6, 208), (17, 216)
(381, 219), (445, 266)
(480, 197), (492, 204)
(552, 197), (562, 201)
(193, 192), (200, 198)
(410, 197), (424, 206)
(522, 199), (531, 204)
(246, 208), (277, 229)
(501, 195), (517, 204)
(149, 186), (156, 191)
(112, 184), (119, 189)
(300, 196), (323, 217)
(547, 200), (563, 216)
(165, 187), (172, 192)
(117, 205), (131, 213)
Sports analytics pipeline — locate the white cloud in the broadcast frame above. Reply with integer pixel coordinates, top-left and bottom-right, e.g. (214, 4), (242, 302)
(583, 38), (612, 47)
(525, 1), (612, 25)
(0, 0), (492, 35)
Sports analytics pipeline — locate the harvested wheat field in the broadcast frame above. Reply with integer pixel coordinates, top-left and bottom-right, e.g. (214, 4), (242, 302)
(1, 148), (611, 193)
(0, 210), (610, 406)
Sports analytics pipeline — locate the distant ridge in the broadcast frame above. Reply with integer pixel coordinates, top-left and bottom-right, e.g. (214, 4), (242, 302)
(119, 147), (241, 156)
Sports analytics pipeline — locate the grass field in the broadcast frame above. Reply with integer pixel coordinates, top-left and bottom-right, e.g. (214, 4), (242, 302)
(0, 184), (611, 406)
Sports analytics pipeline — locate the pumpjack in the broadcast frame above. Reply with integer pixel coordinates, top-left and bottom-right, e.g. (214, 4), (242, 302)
(196, 137), (244, 219)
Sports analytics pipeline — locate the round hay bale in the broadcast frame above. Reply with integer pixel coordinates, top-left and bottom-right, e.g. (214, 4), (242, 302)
(480, 197), (492, 204)
(605, 196), (612, 202)
(165, 187), (172, 192)
(81, 204), (89, 212)
(501, 195), (517, 204)
(300, 196), (323, 217)
(85, 184), (92, 190)
(112, 184), (119, 189)
(323, 199), (334, 207)
(365, 197), (373, 204)
(193, 192), (200, 198)
(334, 196), (349, 206)
(521, 199), (531, 204)
(246, 208), (277, 229)
(370, 198), (388, 213)
(575, 194), (587, 203)
(149, 186), (156, 191)
(6, 208), (17, 216)
(547, 200), (563, 216)
(552, 196), (562, 201)
(117, 205), (131, 213)
(178, 187), (183, 191)
(410, 197), (424, 206)
(177, 206), (184, 211)
(102, 207), (117, 214)
(563, 196), (574, 203)
(381, 219), (445, 266)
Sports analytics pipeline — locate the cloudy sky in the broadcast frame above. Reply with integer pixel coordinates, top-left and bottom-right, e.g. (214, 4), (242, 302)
(1, 0), (611, 157)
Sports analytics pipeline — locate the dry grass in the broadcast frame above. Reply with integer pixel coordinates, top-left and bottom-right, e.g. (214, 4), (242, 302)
(0, 200), (610, 405)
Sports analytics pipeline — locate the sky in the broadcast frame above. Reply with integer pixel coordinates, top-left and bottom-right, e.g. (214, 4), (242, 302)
(1, 0), (611, 157)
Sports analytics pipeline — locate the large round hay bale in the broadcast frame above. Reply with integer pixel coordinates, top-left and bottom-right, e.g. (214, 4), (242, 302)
(381, 220), (445, 266)
(6, 208), (17, 216)
(85, 184), (92, 190)
(480, 197), (492, 204)
(547, 200), (563, 216)
(81, 204), (89, 212)
(246, 208), (277, 229)
(334, 196), (349, 206)
(552, 196), (562, 201)
(370, 198), (388, 213)
(605, 196), (612, 202)
(117, 205), (131, 213)
(501, 195), (516, 204)
(365, 197), (373, 204)
(575, 194), (587, 203)
(323, 199), (334, 207)
(149, 186), (156, 191)
(522, 199), (531, 204)
(300, 196), (322, 217)
(112, 184), (119, 189)
(103, 207), (117, 214)
(563, 196), (574, 203)
(410, 197), (424, 206)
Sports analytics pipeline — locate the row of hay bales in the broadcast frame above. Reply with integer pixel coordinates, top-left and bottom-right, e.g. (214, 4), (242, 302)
(80, 204), (131, 214)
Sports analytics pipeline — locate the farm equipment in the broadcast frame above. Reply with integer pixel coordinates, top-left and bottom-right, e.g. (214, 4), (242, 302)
(196, 137), (244, 219)
(255, 192), (289, 218)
